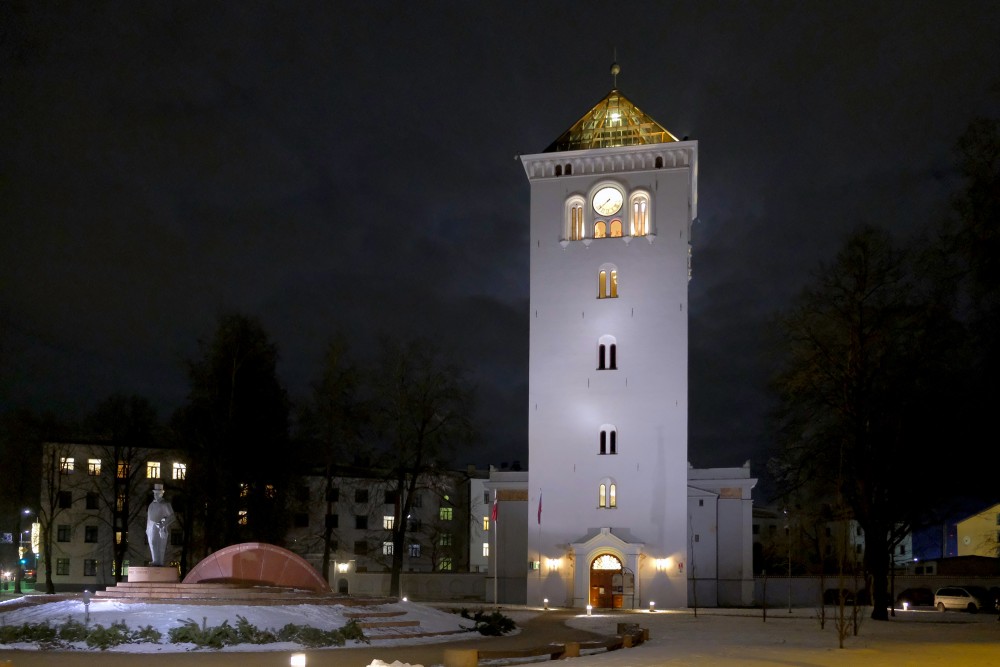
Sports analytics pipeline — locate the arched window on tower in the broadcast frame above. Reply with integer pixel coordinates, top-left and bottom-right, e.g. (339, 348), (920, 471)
(598, 335), (617, 370)
(655, 156), (664, 169)
(565, 163), (573, 175)
(597, 267), (618, 299)
(599, 425), (617, 455)
(609, 219), (622, 238)
(555, 165), (562, 177)
(630, 192), (650, 236)
(594, 221), (607, 239)
(599, 478), (618, 508)
(565, 197), (585, 241)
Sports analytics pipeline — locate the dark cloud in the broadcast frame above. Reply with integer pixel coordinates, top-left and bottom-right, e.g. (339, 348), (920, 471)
(2, 1), (999, 472)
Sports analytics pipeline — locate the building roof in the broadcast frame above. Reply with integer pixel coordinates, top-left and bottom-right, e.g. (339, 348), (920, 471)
(545, 88), (678, 153)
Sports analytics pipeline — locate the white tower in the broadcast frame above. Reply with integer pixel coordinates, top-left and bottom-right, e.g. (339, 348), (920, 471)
(521, 71), (698, 609)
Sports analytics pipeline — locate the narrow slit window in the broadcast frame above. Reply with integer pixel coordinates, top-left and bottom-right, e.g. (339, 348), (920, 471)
(598, 344), (606, 370)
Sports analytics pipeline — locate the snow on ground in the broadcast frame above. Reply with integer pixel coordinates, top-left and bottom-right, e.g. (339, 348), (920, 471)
(0, 595), (480, 653)
(3, 596), (999, 665)
(560, 607), (1000, 666)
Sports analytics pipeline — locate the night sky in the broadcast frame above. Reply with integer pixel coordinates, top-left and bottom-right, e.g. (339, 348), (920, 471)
(3, 2), (999, 483)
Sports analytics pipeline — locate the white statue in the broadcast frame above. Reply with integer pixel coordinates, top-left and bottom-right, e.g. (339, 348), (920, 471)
(146, 484), (175, 566)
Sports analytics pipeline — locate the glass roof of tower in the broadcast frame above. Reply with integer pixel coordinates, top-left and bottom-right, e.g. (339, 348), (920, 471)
(544, 89), (678, 153)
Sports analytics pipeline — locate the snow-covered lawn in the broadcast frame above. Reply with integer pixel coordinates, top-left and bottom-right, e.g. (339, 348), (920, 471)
(0, 595), (479, 653)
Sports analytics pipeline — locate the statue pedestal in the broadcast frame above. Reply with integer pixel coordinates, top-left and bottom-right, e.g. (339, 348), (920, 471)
(128, 566), (179, 584)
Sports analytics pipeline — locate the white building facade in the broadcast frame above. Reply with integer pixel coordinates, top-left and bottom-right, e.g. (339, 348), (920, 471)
(521, 81), (754, 609)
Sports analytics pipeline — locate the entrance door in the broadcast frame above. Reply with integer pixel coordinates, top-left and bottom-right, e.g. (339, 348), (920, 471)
(589, 553), (623, 608)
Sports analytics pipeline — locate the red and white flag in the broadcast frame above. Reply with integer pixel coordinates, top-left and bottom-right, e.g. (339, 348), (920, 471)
(490, 491), (498, 522)
(537, 490), (542, 525)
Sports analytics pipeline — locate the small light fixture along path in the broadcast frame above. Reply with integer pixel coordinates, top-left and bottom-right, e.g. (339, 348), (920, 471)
(290, 653), (306, 667)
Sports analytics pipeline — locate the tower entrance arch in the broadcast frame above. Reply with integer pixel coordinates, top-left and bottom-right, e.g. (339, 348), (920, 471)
(590, 553), (632, 608)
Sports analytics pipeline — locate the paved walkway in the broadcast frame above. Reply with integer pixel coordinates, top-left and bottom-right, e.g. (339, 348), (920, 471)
(0, 608), (601, 667)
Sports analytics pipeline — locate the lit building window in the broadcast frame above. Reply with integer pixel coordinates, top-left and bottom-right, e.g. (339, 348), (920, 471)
(60, 457), (74, 474)
(439, 507), (453, 521)
(383, 516), (395, 530)
(408, 543), (421, 557)
(172, 462), (186, 480)
(598, 267), (618, 298)
(483, 516), (490, 531)
(115, 531), (123, 545)
(439, 533), (453, 547)
(609, 219), (622, 237)
(240, 483), (249, 497)
(115, 492), (125, 512)
(594, 221), (607, 239)
(566, 198), (586, 240)
(598, 479), (617, 508)
(117, 461), (129, 479)
(264, 484), (276, 499)
(238, 510), (248, 525)
(483, 542), (489, 557)
(630, 193), (650, 236)
(88, 458), (101, 475)
(438, 557), (453, 571)
(383, 541), (393, 555)
(146, 461), (161, 479)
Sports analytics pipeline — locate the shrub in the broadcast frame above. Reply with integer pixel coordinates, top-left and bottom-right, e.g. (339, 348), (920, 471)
(460, 608), (516, 636)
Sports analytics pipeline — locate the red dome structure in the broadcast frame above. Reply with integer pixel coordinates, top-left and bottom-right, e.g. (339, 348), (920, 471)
(183, 542), (329, 592)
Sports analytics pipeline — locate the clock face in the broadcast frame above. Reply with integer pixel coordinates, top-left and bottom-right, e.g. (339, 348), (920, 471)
(593, 186), (623, 216)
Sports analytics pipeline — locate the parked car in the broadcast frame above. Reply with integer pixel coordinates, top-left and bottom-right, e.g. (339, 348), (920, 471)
(934, 586), (995, 613)
(896, 587), (934, 607)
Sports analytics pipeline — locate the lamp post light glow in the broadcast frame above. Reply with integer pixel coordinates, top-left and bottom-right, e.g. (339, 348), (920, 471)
(649, 601), (655, 612)
(902, 601), (909, 611)
(543, 598), (549, 610)
(290, 653), (306, 667)
(586, 604), (593, 616)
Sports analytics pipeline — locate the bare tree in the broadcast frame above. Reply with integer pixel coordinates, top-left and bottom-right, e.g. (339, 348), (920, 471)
(771, 225), (955, 621)
(369, 339), (476, 597)
(296, 335), (362, 580)
(87, 394), (158, 580)
(38, 442), (76, 594)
